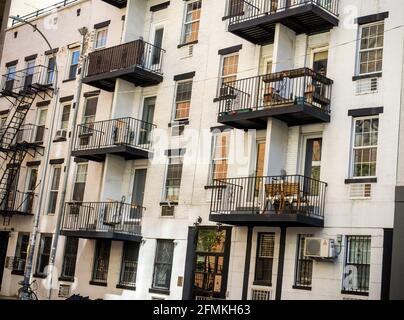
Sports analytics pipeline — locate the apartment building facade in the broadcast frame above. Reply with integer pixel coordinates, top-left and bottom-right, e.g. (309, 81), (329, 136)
(0, 0), (403, 301)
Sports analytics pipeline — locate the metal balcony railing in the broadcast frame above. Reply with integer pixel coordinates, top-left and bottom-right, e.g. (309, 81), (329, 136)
(1, 65), (54, 94)
(227, 0), (339, 25)
(218, 68), (333, 116)
(0, 190), (38, 215)
(86, 39), (165, 77)
(62, 201), (144, 237)
(210, 175), (327, 219)
(73, 117), (156, 153)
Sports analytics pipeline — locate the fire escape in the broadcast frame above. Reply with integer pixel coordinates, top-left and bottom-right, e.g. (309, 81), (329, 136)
(0, 65), (53, 225)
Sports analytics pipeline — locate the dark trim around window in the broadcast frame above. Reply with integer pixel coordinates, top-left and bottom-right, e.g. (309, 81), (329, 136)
(218, 44), (242, 56)
(355, 12), (389, 25)
(150, 1), (170, 12)
(173, 72), (196, 81)
(348, 107), (384, 117)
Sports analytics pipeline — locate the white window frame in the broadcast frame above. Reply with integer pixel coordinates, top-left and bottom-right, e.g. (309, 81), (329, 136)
(45, 55), (56, 85)
(59, 103), (71, 131)
(94, 27), (108, 50)
(172, 79), (193, 122)
(47, 165), (62, 215)
(67, 48), (80, 80)
(162, 155), (184, 203)
(209, 131), (231, 183)
(356, 21), (384, 76)
(217, 52), (239, 96)
(350, 116), (379, 179)
(180, 0), (202, 45)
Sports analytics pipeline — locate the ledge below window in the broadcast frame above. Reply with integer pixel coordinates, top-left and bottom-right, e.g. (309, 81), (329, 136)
(352, 72), (382, 81)
(89, 281), (107, 287)
(149, 288), (170, 295)
(116, 284), (136, 291)
(253, 280), (272, 287)
(59, 276), (75, 283)
(345, 178), (377, 184)
(177, 40), (198, 49)
(33, 273), (47, 279)
(168, 119), (189, 127)
(341, 290), (369, 297)
(292, 285), (312, 291)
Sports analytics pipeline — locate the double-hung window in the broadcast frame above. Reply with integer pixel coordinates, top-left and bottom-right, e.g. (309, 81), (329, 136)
(46, 56), (56, 85)
(164, 155), (184, 202)
(61, 237), (79, 280)
(209, 131), (230, 182)
(358, 21), (384, 75)
(174, 80), (193, 121)
(218, 53), (239, 97)
(68, 49), (80, 79)
(5, 65), (16, 91)
(72, 163), (88, 202)
(47, 165), (62, 214)
(92, 240), (111, 284)
(181, 0), (202, 44)
(13, 233), (30, 273)
(294, 234), (314, 289)
(351, 116), (379, 178)
(342, 236), (371, 295)
(119, 242), (140, 288)
(95, 28), (108, 50)
(60, 104), (71, 130)
(254, 233), (275, 286)
(36, 234), (53, 276)
(152, 240), (174, 291)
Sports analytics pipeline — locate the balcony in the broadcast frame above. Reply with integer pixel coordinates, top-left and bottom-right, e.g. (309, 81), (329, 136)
(209, 175), (327, 227)
(71, 117), (155, 162)
(100, 0), (127, 8)
(226, 0), (339, 45)
(0, 65), (54, 98)
(218, 68), (332, 129)
(0, 191), (37, 216)
(83, 40), (165, 91)
(61, 201), (143, 242)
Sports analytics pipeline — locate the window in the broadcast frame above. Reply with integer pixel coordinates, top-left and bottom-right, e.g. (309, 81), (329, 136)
(351, 117), (378, 178)
(36, 234), (53, 276)
(35, 108), (48, 143)
(13, 233), (30, 273)
(72, 163), (88, 202)
(152, 240), (174, 290)
(119, 242), (140, 288)
(95, 28), (108, 49)
(254, 233), (275, 286)
(92, 240), (111, 284)
(60, 104), (71, 130)
(46, 56), (56, 84)
(152, 28), (164, 66)
(47, 166), (62, 214)
(209, 132), (230, 182)
(24, 167), (38, 214)
(227, 0), (244, 17)
(5, 65), (16, 91)
(181, 0), (202, 44)
(294, 234), (314, 289)
(61, 237), (78, 280)
(164, 155), (184, 202)
(174, 80), (193, 121)
(342, 236), (371, 295)
(0, 115), (8, 129)
(220, 53), (239, 86)
(358, 21), (384, 75)
(68, 49), (80, 79)
(83, 97), (98, 124)
(24, 60), (35, 89)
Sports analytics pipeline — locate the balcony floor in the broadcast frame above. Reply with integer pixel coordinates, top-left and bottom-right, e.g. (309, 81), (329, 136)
(0, 209), (34, 217)
(218, 103), (330, 129)
(82, 66), (163, 92)
(100, 0), (127, 8)
(210, 211), (324, 227)
(60, 229), (141, 242)
(71, 145), (151, 162)
(229, 4), (339, 45)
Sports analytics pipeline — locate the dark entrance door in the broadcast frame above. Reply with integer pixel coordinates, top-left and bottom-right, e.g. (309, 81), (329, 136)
(192, 227), (231, 300)
(304, 138), (322, 180)
(0, 232), (10, 289)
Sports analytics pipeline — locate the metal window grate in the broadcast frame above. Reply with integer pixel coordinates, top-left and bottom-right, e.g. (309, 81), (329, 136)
(251, 288), (272, 300)
(294, 234), (314, 288)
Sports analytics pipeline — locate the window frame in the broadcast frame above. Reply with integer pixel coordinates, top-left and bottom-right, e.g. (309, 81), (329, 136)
(217, 52), (239, 97)
(119, 242), (140, 288)
(60, 237), (79, 280)
(356, 21), (384, 76)
(180, 0), (202, 45)
(72, 162), (88, 202)
(91, 239), (111, 284)
(35, 234), (53, 276)
(173, 79), (193, 122)
(208, 131), (231, 184)
(13, 232), (30, 273)
(94, 27), (109, 50)
(67, 48), (80, 80)
(163, 154), (184, 203)
(294, 234), (314, 290)
(350, 115), (379, 179)
(253, 232), (275, 287)
(47, 165), (62, 215)
(59, 103), (71, 130)
(45, 55), (56, 85)
(151, 239), (175, 291)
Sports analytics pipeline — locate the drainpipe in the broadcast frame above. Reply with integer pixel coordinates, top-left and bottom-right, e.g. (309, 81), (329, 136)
(46, 27), (88, 300)
(275, 227), (287, 300)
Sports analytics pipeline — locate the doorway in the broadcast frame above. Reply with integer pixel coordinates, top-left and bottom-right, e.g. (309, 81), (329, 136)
(139, 97), (156, 146)
(130, 169), (147, 224)
(304, 137), (322, 181)
(0, 232), (9, 290)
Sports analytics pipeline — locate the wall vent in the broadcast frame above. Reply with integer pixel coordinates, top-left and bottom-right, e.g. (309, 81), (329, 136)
(58, 284), (71, 298)
(355, 77), (379, 95)
(349, 184), (372, 199)
(251, 287), (272, 300)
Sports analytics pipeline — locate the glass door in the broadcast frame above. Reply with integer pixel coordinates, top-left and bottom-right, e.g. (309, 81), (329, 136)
(24, 167), (38, 213)
(139, 97), (156, 146)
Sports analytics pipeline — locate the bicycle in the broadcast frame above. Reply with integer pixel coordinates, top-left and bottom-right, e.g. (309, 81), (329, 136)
(17, 279), (38, 300)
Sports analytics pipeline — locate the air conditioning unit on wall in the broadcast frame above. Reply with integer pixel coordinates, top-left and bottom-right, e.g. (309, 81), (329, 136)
(304, 238), (336, 260)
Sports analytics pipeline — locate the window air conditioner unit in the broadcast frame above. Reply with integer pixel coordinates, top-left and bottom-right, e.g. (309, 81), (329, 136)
(304, 238), (336, 260)
(55, 129), (67, 140)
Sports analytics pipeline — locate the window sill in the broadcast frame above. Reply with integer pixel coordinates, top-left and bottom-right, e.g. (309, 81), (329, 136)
(177, 40), (198, 49)
(89, 281), (108, 287)
(341, 290), (369, 297)
(345, 178), (377, 184)
(352, 72), (382, 81)
(253, 281), (272, 287)
(168, 119), (189, 127)
(63, 78), (76, 83)
(149, 288), (170, 295)
(160, 202), (178, 206)
(116, 284), (136, 291)
(33, 273), (47, 279)
(292, 285), (312, 291)
(204, 185), (226, 190)
(59, 276), (75, 283)
(11, 270), (24, 276)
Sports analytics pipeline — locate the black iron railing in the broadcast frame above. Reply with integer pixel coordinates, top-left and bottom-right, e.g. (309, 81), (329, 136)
(1, 65), (54, 94)
(0, 190), (37, 214)
(218, 68), (333, 116)
(62, 201), (143, 236)
(73, 117), (156, 153)
(227, 0), (339, 24)
(210, 175), (327, 218)
(119, 261), (138, 287)
(86, 39), (165, 77)
(11, 0), (80, 26)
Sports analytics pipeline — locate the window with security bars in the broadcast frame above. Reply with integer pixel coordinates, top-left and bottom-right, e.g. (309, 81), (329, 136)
(181, 0), (202, 44)
(119, 242), (139, 288)
(294, 234), (313, 289)
(174, 80), (193, 121)
(164, 155), (184, 202)
(209, 132), (230, 183)
(342, 236), (371, 295)
(351, 117), (378, 178)
(358, 21), (384, 75)
(61, 237), (78, 280)
(92, 240), (111, 283)
(251, 288), (271, 300)
(152, 240), (174, 290)
(36, 234), (53, 276)
(254, 233), (275, 286)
